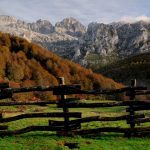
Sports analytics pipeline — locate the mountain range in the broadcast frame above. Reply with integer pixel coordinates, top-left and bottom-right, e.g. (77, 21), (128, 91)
(0, 15), (85, 60)
(1, 15), (150, 68)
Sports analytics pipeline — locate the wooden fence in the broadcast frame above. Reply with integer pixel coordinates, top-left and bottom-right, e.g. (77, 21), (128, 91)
(0, 78), (150, 137)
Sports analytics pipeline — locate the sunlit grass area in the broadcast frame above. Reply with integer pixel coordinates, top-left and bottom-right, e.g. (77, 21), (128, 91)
(0, 101), (150, 150)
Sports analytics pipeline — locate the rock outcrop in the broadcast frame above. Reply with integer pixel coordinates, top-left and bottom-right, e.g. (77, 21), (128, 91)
(75, 23), (119, 66)
(116, 21), (150, 57)
(55, 17), (86, 37)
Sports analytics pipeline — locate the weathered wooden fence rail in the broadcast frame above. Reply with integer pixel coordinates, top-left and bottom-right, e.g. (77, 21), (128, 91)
(0, 78), (150, 137)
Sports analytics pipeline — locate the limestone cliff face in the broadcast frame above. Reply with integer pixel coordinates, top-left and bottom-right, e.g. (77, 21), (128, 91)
(74, 23), (119, 66)
(116, 21), (150, 57)
(82, 23), (118, 55)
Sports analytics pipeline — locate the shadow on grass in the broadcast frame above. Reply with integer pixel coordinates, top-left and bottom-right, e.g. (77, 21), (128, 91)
(15, 131), (150, 140)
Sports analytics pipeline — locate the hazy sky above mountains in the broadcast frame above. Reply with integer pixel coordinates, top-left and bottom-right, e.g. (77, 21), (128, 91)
(0, 0), (150, 25)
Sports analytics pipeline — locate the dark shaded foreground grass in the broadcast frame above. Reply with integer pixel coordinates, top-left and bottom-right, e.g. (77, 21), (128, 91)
(0, 132), (150, 150)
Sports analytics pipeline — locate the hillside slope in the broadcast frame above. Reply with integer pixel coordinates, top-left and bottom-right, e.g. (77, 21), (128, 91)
(98, 53), (150, 87)
(0, 32), (122, 100)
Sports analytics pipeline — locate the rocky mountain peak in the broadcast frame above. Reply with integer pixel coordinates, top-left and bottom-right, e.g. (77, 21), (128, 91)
(36, 19), (51, 24)
(29, 19), (54, 34)
(55, 17), (86, 37)
(0, 15), (17, 25)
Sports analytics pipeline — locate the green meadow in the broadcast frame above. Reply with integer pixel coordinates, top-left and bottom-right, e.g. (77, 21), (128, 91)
(0, 103), (150, 150)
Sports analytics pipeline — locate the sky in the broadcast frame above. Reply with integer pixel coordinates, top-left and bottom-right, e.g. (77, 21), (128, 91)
(0, 0), (150, 25)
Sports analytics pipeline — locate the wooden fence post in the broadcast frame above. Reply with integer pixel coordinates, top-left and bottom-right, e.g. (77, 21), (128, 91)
(0, 113), (2, 119)
(58, 77), (69, 134)
(126, 79), (136, 137)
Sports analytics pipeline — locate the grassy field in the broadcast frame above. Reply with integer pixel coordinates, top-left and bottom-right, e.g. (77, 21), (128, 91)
(0, 102), (150, 150)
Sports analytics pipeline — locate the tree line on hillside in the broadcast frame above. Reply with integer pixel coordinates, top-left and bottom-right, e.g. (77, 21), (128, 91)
(0, 32), (122, 101)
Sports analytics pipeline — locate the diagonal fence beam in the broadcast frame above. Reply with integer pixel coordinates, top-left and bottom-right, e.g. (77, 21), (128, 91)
(0, 112), (81, 123)
(49, 114), (145, 126)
